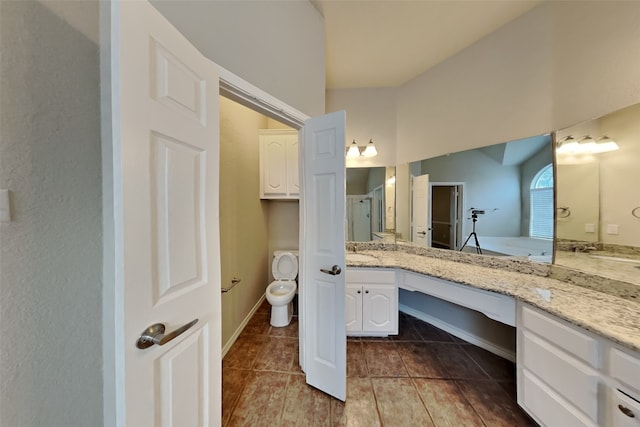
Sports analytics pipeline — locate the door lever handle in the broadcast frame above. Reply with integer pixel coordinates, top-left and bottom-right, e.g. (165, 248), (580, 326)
(320, 265), (342, 276)
(136, 318), (198, 349)
(417, 231), (427, 236)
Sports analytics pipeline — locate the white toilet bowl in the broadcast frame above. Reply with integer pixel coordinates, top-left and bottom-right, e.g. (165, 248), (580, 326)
(266, 251), (298, 327)
(265, 280), (297, 327)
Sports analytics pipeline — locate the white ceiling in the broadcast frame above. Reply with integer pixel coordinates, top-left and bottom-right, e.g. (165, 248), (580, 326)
(312, 0), (542, 89)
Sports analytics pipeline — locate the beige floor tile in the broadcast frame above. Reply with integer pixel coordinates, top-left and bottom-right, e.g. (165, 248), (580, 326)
(331, 378), (381, 427)
(371, 378), (434, 427)
(413, 378), (484, 427)
(280, 374), (331, 427)
(223, 334), (270, 370)
(227, 371), (288, 427)
(347, 341), (367, 378)
(396, 341), (449, 378)
(462, 344), (516, 380)
(431, 343), (489, 380)
(361, 341), (408, 377)
(254, 337), (299, 372)
(222, 368), (251, 426)
(457, 379), (538, 427)
(269, 316), (299, 338)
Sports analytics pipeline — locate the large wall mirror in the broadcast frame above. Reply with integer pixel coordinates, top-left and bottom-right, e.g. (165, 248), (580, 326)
(396, 135), (554, 261)
(346, 166), (396, 242)
(553, 103), (640, 286)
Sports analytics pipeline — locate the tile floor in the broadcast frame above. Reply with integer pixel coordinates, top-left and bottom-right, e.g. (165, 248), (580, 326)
(222, 300), (538, 426)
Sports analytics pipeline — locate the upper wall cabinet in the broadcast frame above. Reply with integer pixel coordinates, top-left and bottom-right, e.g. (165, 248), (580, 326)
(259, 130), (299, 199)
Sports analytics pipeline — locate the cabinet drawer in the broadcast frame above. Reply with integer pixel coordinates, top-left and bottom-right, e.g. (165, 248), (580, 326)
(610, 348), (640, 395)
(613, 389), (640, 427)
(346, 268), (395, 284)
(521, 305), (599, 368)
(521, 369), (598, 427)
(521, 330), (599, 422)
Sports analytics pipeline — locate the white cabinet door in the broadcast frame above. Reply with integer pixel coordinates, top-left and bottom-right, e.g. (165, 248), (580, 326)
(260, 130), (299, 199)
(345, 284), (363, 332)
(261, 136), (287, 197)
(286, 135), (299, 196)
(362, 285), (397, 334)
(345, 269), (397, 336)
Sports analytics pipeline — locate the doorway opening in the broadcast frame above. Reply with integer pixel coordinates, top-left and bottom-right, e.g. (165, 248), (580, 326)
(218, 95), (299, 357)
(430, 183), (464, 250)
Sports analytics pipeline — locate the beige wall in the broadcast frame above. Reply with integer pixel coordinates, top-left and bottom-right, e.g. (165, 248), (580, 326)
(326, 87), (397, 168)
(152, 0), (326, 117)
(597, 104), (640, 247)
(396, 1), (640, 164)
(0, 1), (103, 426)
(219, 97), (271, 347)
(220, 98), (301, 349)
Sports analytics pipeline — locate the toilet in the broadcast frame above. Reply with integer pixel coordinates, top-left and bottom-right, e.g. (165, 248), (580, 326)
(265, 250), (298, 327)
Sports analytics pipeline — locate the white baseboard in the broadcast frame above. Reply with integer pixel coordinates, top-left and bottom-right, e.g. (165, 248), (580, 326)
(222, 295), (266, 358)
(399, 303), (516, 362)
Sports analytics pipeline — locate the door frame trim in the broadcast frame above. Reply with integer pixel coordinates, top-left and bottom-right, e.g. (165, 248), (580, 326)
(429, 182), (465, 250)
(218, 65), (310, 128)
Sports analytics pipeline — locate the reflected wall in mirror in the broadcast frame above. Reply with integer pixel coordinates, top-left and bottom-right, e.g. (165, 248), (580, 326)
(554, 103), (640, 286)
(346, 166), (396, 242)
(397, 135), (553, 261)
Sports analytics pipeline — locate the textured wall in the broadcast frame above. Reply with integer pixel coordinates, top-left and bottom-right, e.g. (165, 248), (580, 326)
(0, 1), (103, 426)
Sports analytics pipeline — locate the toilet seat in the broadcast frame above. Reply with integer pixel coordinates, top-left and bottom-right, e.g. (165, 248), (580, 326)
(272, 252), (298, 280)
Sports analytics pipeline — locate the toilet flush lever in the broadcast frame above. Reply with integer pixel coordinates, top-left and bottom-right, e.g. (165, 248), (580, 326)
(320, 265), (342, 276)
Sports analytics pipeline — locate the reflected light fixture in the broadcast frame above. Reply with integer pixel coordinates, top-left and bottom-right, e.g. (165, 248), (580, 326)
(346, 139), (378, 158)
(346, 140), (360, 157)
(556, 135), (619, 155)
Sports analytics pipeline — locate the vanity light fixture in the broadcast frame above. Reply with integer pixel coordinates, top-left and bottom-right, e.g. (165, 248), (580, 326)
(345, 139), (378, 158)
(593, 135), (620, 153)
(556, 135), (619, 155)
(346, 140), (361, 157)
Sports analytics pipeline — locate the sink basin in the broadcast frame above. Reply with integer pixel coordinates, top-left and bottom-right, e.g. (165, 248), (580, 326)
(346, 253), (377, 262)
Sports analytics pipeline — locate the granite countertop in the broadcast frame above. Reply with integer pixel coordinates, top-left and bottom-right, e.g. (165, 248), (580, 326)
(345, 243), (640, 353)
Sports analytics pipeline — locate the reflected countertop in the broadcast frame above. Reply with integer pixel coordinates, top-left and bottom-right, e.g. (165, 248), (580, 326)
(344, 242), (640, 353)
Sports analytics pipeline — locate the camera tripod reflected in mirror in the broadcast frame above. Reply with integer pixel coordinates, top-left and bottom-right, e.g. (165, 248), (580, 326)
(460, 209), (485, 254)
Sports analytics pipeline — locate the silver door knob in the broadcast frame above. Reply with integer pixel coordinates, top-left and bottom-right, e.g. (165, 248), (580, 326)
(136, 318), (198, 349)
(320, 265), (342, 275)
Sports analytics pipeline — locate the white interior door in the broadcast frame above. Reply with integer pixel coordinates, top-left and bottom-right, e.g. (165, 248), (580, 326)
(116, 2), (220, 425)
(300, 111), (346, 401)
(411, 174), (430, 247)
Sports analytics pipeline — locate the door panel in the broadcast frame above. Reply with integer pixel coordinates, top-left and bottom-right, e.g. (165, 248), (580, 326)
(117, 2), (220, 425)
(301, 111), (346, 401)
(411, 174), (430, 246)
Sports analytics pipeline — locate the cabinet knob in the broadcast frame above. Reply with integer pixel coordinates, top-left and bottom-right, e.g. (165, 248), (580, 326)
(618, 404), (636, 418)
(365, 290), (369, 294)
(357, 290), (361, 294)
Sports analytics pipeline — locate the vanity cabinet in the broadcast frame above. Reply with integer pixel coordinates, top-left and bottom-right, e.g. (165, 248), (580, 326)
(345, 268), (397, 336)
(259, 130), (299, 199)
(517, 302), (640, 427)
(517, 302), (601, 426)
(608, 347), (640, 426)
